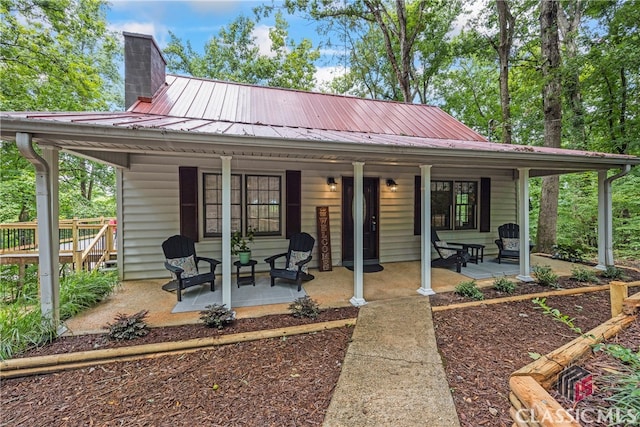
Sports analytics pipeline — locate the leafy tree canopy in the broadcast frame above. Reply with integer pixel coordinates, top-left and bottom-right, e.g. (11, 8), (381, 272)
(0, 0), (120, 221)
(163, 12), (319, 90)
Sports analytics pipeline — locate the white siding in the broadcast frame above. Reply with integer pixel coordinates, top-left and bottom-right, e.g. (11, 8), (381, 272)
(121, 156), (518, 280)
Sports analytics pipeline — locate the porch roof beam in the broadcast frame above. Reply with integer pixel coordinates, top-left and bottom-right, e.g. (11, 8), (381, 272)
(2, 117), (637, 173)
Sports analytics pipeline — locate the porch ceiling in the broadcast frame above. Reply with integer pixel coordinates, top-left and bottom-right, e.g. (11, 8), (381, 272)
(1, 113), (638, 174)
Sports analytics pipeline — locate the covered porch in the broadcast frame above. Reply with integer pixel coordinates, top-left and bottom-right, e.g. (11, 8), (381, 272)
(62, 255), (577, 335)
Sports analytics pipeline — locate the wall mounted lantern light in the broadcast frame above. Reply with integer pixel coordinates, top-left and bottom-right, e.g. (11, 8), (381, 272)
(327, 177), (337, 192)
(386, 179), (398, 192)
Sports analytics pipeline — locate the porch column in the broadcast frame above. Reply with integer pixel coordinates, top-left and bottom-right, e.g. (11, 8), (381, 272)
(221, 156), (232, 308)
(418, 164), (434, 295)
(16, 133), (59, 324)
(516, 168), (533, 282)
(115, 168), (124, 280)
(597, 165), (631, 269)
(42, 147), (60, 326)
(596, 170), (608, 269)
(350, 161), (366, 306)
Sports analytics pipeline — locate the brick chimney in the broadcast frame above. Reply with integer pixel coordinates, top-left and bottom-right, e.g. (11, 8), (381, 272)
(124, 32), (166, 109)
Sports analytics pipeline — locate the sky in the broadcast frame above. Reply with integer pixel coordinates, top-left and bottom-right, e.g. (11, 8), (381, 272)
(106, 0), (344, 87)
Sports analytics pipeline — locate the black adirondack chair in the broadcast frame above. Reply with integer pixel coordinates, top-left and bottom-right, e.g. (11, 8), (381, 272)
(431, 229), (470, 273)
(494, 223), (534, 263)
(162, 235), (221, 301)
(264, 232), (315, 291)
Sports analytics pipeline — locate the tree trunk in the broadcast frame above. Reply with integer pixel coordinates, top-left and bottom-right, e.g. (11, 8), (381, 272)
(558, 1), (585, 148)
(496, 0), (515, 144)
(537, 0), (562, 253)
(364, 0), (415, 102)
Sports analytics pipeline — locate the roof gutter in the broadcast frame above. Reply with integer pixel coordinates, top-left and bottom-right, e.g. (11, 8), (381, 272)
(605, 164), (632, 185)
(15, 132), (59, 325)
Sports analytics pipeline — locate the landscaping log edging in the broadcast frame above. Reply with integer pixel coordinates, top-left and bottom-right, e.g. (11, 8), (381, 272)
(0, 318), (357, 379)
(508, 284), (640, 427)
(432, 284), (610, 312)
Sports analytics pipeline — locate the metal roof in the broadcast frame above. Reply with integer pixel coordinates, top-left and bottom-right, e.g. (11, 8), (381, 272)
(129, 75), (487, 142)
(1, 75), (639, 172)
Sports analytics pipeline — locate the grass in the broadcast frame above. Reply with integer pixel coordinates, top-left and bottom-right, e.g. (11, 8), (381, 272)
(59, 271), (119, 320)
(0, 270), (118, 360)
(0, 304), (56, 360)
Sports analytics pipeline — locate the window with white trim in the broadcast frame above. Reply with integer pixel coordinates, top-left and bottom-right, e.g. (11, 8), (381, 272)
(246, 175), (281, 235)
(203, 173), (282, 237)
(431, 180), (478, 230)
(203, 174), (242, 237)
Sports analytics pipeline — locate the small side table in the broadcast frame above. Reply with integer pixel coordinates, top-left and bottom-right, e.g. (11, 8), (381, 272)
(234, 259), (257, 288)
(464, 244), (485, 264)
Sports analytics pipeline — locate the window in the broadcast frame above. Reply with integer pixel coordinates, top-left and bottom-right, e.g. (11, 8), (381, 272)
(431, 180), (477, 230)
(203, 173), (282, 237)
(414, 178), (480, 233)
(432, 181), (452, 229)
(453, 181), (477, 230)
(203, 174), (242, 237)
(246, 175), (281, 235)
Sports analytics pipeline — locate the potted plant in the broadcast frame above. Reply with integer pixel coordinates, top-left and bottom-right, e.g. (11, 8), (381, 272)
(231, 228), (254, 264)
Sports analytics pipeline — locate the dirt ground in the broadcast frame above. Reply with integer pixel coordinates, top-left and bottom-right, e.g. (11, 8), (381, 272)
(2, 269), (639, 426)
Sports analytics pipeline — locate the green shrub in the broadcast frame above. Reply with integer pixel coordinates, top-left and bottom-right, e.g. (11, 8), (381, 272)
(0, 264), (39, 303)
(104, 310), (149, 340)
(289, 295), (320, 319)
(288, 296), (321, 319)
(601, 265), (625, 280)
(570, 266), (599, 283)
(493, 277), (516, 293)
(454, 280), (484, 300)
(200, 304), (235, 329)
(0, 304), (56, 360)
(552, 244), (585, 263)
(60, 270), (118, 320)
(0, 270), (118, 359)
(532, 265), (559, 288)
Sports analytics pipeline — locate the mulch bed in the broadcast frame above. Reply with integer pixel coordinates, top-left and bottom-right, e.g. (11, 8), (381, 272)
(432, 267), (640, 427)
(2, 266), (638, 426)
(2, 307), (358, 426)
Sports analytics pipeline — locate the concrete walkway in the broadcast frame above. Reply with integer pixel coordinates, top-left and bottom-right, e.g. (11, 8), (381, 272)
(323, 296), (460, 427)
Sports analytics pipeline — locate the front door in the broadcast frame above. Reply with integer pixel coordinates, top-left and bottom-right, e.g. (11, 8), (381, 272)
(342, 177), (379, 265)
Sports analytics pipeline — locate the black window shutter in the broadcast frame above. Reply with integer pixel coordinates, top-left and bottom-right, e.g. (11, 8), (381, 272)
(286, 170), (301, 238)
(414, 175), (421, 235)
(480, 177), (491, 232)
(179, 167), (199, 241)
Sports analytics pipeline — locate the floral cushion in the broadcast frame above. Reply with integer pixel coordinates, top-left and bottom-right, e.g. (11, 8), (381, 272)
(166, 255), (198, 279)
(287, 250), (311, 274)
(502, 238), (520, 251)
(436, 241), (457, 258)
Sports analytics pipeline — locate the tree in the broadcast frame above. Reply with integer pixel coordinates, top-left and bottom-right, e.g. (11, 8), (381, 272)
(537, 0), (562, 253)
(0, 0), (120, 221)
(163, 12), (319, 90)
(0, 0), (121, 111)
(558, 0), (586, 149)
(273, 0), (460, 103)
(493, 0), (515, 144)
(581, 0), (640, 156)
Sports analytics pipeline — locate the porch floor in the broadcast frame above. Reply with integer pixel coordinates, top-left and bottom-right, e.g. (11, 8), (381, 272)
(62, 255), (574, 335)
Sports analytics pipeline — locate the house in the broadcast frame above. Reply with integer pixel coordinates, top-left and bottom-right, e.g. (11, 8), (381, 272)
(2, 33), (638, 322)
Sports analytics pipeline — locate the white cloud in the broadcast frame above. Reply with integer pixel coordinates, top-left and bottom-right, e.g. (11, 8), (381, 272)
(252, 25), (275, 57)
(450, 0), (489, 37)
(314, 65), (348, 89)
(109, 22), (170, 48)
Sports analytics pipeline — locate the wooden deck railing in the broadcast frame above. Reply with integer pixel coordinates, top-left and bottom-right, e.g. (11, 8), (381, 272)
(0, 217), (116, 272)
